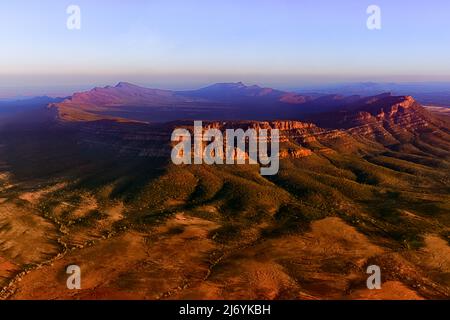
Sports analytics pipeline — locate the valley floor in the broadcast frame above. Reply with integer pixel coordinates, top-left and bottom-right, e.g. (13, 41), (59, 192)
(1, 158), (450, 300)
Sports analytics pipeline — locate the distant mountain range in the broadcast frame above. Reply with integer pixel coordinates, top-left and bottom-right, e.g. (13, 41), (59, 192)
(49, 82), (315, 123)
(48, 82), (446, 137)
(297, 82), (450, 106)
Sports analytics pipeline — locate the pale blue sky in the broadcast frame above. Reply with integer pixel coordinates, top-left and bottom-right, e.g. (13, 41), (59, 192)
(1, 0), (450, 96)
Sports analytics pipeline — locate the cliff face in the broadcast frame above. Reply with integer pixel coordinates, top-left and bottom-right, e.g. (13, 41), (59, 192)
(345, 96), (431, 128)
(72, 120), (310, 159)
(70, 119), (360, 162)
(75, 121), (173, 157)
(310, 95), (449, 146)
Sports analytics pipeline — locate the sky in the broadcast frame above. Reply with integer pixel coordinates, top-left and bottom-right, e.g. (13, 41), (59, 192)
(1, 0), (450, 97)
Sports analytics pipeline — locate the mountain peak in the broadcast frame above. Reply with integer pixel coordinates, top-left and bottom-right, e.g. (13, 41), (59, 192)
(208, 82), (247, 89)
(115, 82), (138, 89)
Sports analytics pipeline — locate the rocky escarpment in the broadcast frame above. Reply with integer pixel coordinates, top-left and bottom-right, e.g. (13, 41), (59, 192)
(346, 96), (432, 129)
(74, 121), (173, 157)
(312, 94), (449, 146)
(69, 120), (352, 160)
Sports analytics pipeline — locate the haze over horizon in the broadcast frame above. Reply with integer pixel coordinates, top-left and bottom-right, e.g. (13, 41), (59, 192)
(1, 0), (450, 98)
